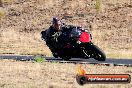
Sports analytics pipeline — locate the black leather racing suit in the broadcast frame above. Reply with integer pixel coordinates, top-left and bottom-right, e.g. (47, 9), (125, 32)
(45, 25), (75, 57)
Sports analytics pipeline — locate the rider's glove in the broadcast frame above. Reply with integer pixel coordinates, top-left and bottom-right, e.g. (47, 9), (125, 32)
(77, 40), (81, 44)
(52, 32), (62, 42)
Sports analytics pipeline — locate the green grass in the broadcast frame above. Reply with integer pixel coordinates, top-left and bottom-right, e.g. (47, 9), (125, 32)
(34, 56), (45, 62)
(0, 8), (5, 21)
(95, 0), (101, 12)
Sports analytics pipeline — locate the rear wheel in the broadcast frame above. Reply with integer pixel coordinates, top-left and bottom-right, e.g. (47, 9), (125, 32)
(62, 56), (71, 61)
(52, 52), (58, 58)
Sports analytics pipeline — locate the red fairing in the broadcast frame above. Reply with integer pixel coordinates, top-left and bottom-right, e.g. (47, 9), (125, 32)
(79, 32), (91, 43)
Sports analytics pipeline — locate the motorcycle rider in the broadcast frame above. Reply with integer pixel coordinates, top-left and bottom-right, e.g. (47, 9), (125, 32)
(44, 16), (91, 58)
(45, 16), (73, 57)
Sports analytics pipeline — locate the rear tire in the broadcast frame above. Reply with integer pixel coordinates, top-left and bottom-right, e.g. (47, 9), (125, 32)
(62, 56), (71, 61)
(52, 51), (58, 58)
(53, 54), (58, 58)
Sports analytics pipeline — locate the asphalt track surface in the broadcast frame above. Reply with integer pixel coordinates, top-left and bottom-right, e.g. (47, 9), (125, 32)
(0, 55), (132, 67)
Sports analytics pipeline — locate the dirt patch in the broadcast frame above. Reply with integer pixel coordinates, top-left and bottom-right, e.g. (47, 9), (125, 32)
(0, 59), (131, 88)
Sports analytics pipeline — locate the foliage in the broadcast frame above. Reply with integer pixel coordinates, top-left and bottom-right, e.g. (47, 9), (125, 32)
(34, 56), (45, 62)
(95, 0), (101, 12)
(0, 8), (5, 21)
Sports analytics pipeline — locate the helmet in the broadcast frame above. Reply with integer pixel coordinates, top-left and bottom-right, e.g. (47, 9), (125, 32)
(52, 16), (62, 31)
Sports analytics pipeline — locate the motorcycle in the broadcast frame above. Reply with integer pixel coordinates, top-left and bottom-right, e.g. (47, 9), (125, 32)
(41, 26), (106, 61)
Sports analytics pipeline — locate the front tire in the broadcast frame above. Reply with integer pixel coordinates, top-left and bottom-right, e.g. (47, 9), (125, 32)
(83, 43), (106, 61)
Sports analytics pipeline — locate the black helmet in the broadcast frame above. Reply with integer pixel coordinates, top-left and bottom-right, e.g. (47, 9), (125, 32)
(52, 16), (62, 31)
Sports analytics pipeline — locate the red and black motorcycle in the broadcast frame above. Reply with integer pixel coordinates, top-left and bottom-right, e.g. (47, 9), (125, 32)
(41, 27), (106, 61)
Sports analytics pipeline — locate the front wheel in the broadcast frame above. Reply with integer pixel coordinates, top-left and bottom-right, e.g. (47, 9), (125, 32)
(91, 48), (106, 61)
(83, 43), (106, 61)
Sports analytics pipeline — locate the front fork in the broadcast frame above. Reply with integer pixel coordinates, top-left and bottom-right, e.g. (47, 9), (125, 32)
(79, 42), (93, 58)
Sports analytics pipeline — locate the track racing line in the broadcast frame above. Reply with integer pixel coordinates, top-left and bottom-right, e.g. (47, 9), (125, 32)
(0, 55), (132, 67)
